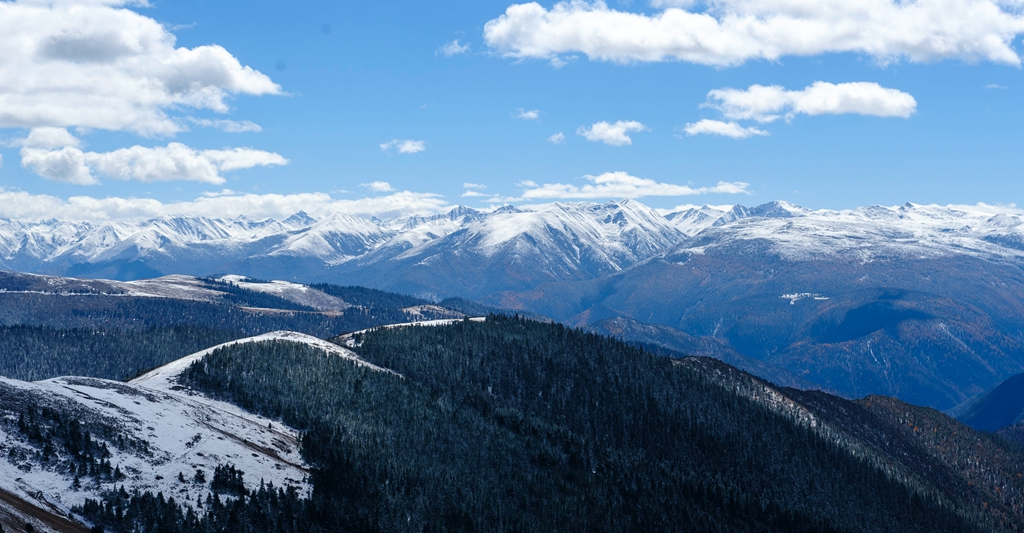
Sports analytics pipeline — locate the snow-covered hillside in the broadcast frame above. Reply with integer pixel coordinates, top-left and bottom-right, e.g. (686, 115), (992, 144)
(0, 331), (399, 530)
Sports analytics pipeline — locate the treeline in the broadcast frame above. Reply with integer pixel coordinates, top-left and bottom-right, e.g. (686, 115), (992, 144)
(175, 316), (980, 533)
(76, 476), (309, 533)
(5, 405), (148, 488)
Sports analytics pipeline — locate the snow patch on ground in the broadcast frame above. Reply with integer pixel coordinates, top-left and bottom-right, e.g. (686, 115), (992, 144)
(781, 293), (831, 305)
(218, 276), (352, 311)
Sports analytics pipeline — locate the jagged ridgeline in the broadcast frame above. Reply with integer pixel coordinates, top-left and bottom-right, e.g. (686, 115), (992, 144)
(169, 316), (1023, 533)
(0, 276), (449, 382)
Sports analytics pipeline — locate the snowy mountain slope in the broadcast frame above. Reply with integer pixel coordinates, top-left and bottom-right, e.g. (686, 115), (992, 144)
(0, 373), (311, 527)
(675, 201), (1024, 262)
(0, 330), (406, 530)
(326, 200), (689, 299)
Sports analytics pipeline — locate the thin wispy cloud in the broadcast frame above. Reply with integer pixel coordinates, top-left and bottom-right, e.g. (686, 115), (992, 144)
(380, 139), (427, 154)
(0, 188), (451, 222)
(683, 120), (769, 139)
(437, 39), (471, 57)
(515, 108), (541, 120)
(462, 183), (488, 197)
(577, 121), (648, 146)
(985, 83), (1009, 89)
(518, 171), (751, 199)
(188, 118), (263, 133)
(548, 132), (566, 144)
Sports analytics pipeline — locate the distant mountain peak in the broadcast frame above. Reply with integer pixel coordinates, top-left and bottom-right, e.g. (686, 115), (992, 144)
(283, 211), (318, 227)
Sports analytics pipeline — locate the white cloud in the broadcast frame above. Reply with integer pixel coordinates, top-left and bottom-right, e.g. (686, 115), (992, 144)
(515, 108), (541, 120)
(548, 132), (566, 144)
(577, 120), (648, 146)
(0, 0), (281, 136)
(707, 82), (917, 123)
(361, 181), (395, 192)
(21, 146), (97, 185)
(188, 118), (263, 133)
(483, 0), (1024, 67)
(380, 139), (427, 154)
(19, 129), (287, 185)
(985, 83), (1009, 89)
(438, 39), (471, 57)
(462, 183), (488, 197)
(519, 171), (750, 199)
(20, 127), (83, 149)
(683, 119), (769, 139)
(650, 0), (697, 7)
(0, 188), (451, 222)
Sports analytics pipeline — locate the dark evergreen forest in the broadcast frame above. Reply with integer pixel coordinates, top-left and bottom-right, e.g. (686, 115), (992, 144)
(132, 316), (981, 533)
(0, 283), (449, 382)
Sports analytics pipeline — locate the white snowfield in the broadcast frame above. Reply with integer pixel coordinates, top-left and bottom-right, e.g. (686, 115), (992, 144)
(5, 200), (1024, 280)
(0, 330), (412, 528)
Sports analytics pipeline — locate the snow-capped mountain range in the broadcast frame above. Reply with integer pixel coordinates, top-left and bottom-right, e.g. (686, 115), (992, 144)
(4, 199), (1024, 297)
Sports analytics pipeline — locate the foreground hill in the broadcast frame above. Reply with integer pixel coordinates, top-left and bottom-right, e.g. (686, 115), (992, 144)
(160, 318), (1024, 531)
(0, 332), (335, 532)
(4, 316), (1024, 531)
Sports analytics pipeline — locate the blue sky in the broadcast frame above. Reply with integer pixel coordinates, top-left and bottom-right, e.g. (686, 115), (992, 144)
(1, 0), (1023, 220)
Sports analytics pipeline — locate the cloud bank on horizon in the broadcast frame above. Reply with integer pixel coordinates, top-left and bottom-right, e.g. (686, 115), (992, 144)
(483, 0), (1024, 66)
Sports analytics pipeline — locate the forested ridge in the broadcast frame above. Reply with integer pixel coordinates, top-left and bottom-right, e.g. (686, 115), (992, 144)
(157, 316), (990, 533)
(0, 281), (457, 382)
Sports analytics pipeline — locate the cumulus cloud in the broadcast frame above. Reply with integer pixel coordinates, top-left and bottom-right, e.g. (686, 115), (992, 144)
(515, 108), (541, 120)
(188, 118), (263, 133)
(380, 139), (427, 154)
(577, 120), (648, 146)
(438, 39), (471, 57)
(19, 126), (83, 149)
(683, 119), (769, 139)
(0, 188), (451, 222)
(706, 82), (917, 123)
(547, 132), (566, 144)
(0, 0), (281, 136)
(361, 181), (396, 192)
(519, 171), (750, 199)
(18, 128), (287, 185)
(483, 0), (1024, 67)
